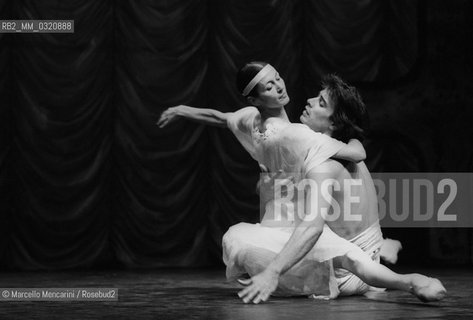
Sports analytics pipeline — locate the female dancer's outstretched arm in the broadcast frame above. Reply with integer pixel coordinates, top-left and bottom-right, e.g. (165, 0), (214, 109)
(158, 105), (365, 162)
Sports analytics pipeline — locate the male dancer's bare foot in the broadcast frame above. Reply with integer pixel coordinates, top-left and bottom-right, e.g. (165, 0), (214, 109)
(409, 274), (447, 302)
(380, 238), (402, 264)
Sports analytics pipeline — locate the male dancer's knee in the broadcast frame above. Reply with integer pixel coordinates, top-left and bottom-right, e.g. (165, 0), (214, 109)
(339, 250), (372, 278)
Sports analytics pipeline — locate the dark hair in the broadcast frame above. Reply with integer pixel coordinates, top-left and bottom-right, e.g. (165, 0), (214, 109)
(322, 74), (369, 143)
(236, 61), (268, 98)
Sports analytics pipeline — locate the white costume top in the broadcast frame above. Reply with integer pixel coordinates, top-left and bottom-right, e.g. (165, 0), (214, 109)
(227, 107), (345, 176)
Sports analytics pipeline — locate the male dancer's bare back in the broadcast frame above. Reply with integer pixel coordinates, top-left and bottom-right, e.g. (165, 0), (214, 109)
(310, 159), (401, 265)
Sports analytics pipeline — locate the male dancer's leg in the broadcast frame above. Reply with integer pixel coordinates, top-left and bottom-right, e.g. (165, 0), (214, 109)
(333, 250), (446, 302)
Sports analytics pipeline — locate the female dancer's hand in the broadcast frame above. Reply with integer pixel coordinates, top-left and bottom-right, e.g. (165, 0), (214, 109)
(379, 238), (402, 264)
(157, 106), (184, 128)
(257, 165), (294, 205)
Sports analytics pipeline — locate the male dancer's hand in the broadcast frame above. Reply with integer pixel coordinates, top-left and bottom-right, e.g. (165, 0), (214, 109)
(237, 268), (279, 304)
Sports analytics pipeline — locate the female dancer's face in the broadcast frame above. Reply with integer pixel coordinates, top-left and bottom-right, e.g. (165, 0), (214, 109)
(251, 69), (290, 109)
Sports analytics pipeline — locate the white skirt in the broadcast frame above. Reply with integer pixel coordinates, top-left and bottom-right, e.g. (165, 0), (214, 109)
(222, 222), (363, 298)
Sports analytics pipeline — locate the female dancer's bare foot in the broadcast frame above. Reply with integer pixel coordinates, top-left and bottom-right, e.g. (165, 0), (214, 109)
(409, 274), (446, 302)
(380, 238), (402, 264)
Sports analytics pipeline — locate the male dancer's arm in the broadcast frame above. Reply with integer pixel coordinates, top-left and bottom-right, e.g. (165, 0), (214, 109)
(334, 139), (366, 163)
(238, 162), (339, 304)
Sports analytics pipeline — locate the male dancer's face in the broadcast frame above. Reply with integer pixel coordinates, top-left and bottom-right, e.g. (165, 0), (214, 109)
(300, 88), (335, 135)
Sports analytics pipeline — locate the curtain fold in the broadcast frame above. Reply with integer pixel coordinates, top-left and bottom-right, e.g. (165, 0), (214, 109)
(303, 0), (418, 89)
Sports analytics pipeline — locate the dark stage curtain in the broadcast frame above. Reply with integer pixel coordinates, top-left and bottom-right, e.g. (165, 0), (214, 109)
(2, 0), (469, 269)
(5, 0), (114, 269)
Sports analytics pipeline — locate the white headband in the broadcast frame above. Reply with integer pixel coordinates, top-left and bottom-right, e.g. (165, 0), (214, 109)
(242, 64), (275, 96)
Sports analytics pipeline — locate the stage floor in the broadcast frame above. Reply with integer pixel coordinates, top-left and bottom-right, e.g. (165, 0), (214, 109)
(0, 267), (471, 319)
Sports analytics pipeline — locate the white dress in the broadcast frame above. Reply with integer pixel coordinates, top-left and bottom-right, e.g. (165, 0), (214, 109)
(222, 107), (367, 298)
